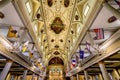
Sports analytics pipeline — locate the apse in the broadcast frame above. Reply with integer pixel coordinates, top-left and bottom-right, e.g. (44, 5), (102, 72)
(48, 57), (64, 65)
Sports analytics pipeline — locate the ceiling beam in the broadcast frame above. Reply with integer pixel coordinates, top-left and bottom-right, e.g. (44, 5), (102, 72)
(100, 29), (120, 50)
(88, 28), (119, 32)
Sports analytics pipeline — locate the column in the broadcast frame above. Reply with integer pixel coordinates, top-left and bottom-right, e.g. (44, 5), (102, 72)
(31, 73), (35, 80)
(71, 76), (74, 80)
(112, 69), (120, 80)
(92, 75), (95, 80)
(5, 73), (11, 80)
(23, 69), (28, 80)
(103, 2), (120, 20)
(84, 70), (89, 80)
(37, 76), (40, 80)
(14, 75), (18, 80)
(76, 74), (79, 80)
(74, 75), (77, 80)
(0, 60), (13, 80)
(38, 76), (43, 80)
(98, 61), (110, 80)
(98, 73), (103, 80)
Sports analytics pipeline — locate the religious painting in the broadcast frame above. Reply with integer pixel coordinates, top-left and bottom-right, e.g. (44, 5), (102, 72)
(51, 17), (64, 34)
(64, 0), (70, 7)
(47, 0), (53, 7)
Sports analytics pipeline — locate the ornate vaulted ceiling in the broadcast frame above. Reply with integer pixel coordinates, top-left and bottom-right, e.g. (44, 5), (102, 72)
(17, 0), (102, 66)
(0, 0), (104, 67)
(1, 0), (120, 77)
(39, 0), (102, 65)
(42, 0), (75, 62)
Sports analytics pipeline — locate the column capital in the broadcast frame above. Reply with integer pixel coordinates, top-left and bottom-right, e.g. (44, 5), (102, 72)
(6, 59), (13, 63)
(98, 61), (104, 64)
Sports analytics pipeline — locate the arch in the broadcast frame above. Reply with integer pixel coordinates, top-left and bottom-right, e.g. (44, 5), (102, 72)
(48, 57), (64, 65)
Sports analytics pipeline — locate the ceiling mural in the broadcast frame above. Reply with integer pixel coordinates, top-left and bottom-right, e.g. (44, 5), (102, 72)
(51, 17), (64, 34)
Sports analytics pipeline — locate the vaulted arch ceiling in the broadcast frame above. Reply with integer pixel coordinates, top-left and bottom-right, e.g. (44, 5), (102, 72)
(1, 0), (103, 66)
(22, 0), (102, 65)
(42, 0), (75, 63)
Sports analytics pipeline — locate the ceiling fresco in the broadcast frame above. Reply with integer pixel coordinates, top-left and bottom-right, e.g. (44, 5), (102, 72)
(50, 17), (64, 34)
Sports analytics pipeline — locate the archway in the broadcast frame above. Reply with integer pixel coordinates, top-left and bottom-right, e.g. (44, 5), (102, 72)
(48, 57), (64, 65)
(48, 57), (65, 80)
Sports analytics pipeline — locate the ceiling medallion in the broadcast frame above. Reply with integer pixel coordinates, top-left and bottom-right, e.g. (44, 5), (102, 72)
(71, 30), (74, 34)
(68, 40), (70, 43)
(75, 15), (79, 20)
(64, 0), (70, 7)
(53, 51), (60, 55)
(51, 39), (54, 42)
(36, 13), (40, 19)
(43, 39), (46, 42)
(41, 29), (44, 33)
(55, 45), (59, 48)
(51, 17), (64, 34)
(47, 0), (53, 7)
(60, 39), (63, 42)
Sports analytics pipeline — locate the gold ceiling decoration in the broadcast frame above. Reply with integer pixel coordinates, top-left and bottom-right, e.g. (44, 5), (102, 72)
(53, 51), (60, 55)
(51, 17), (64, 34)
(47, 0), (53, 7)
(64, 0), (70, 7)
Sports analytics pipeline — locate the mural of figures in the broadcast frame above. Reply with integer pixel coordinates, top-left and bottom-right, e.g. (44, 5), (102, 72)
(64, 0), (70, 7)
(47, 0), (53, 7)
